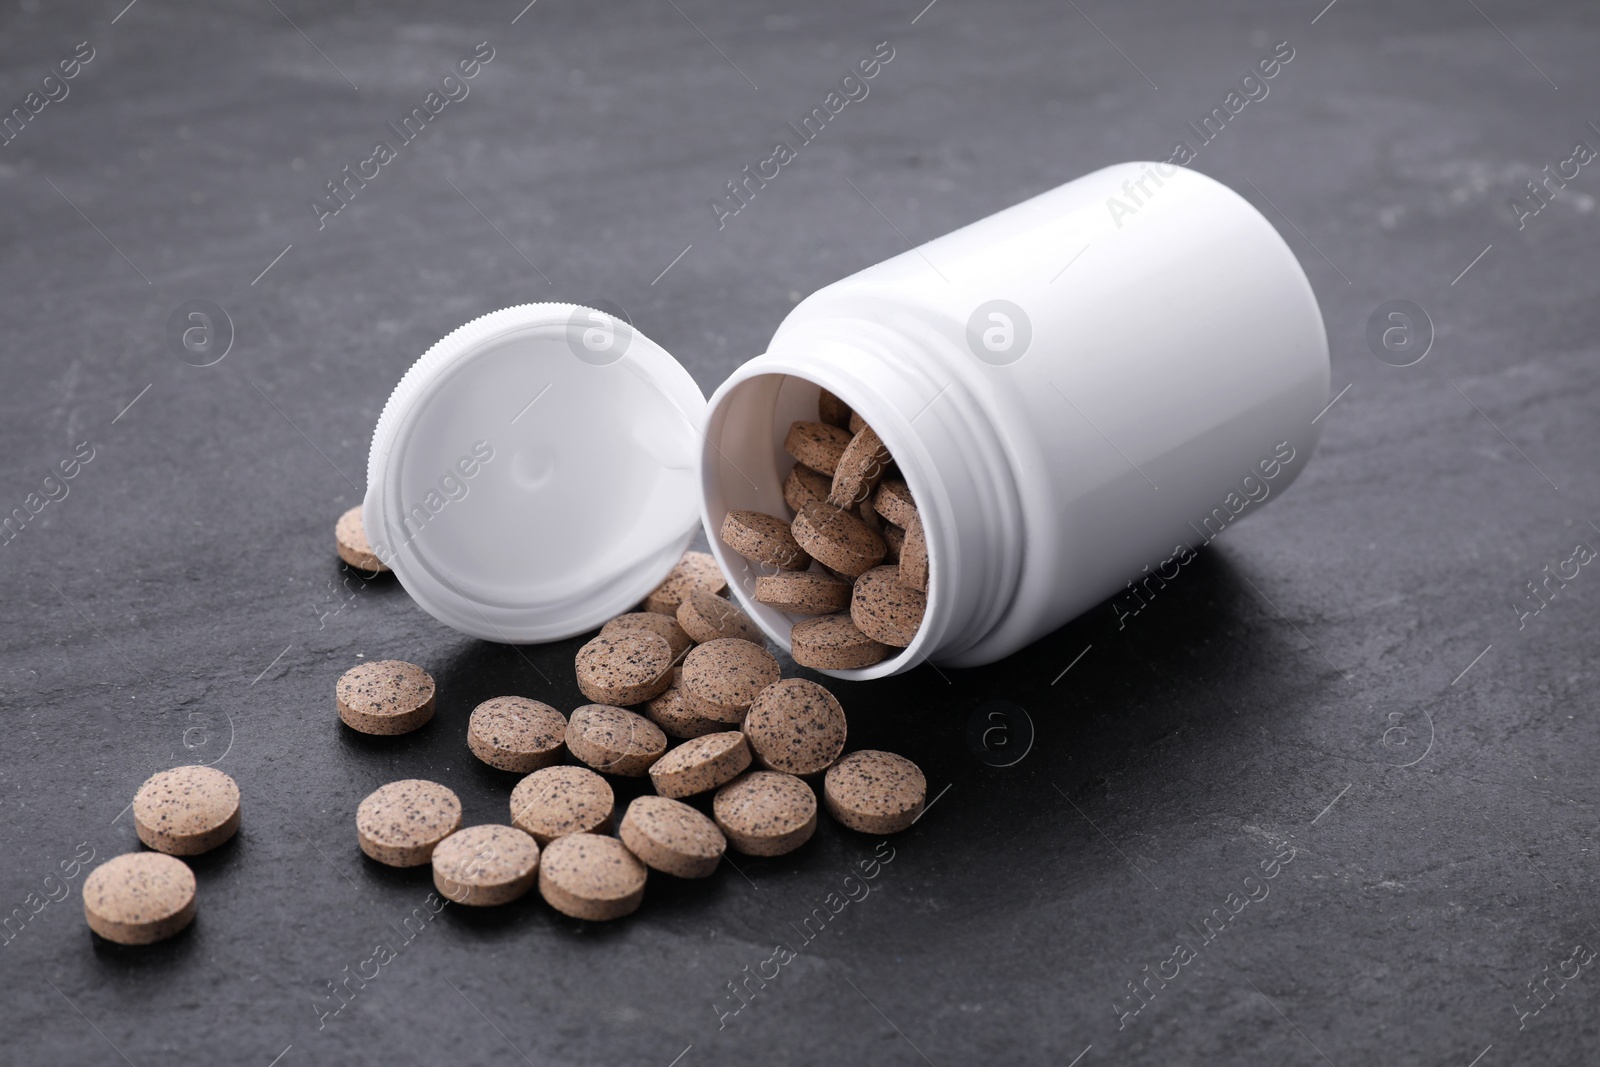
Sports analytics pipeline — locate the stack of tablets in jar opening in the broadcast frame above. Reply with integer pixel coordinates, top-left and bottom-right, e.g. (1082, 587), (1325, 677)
(719, 389), (927, 670)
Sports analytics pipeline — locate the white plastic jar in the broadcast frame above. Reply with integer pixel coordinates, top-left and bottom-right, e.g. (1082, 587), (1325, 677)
(366, 162), (1328, 679)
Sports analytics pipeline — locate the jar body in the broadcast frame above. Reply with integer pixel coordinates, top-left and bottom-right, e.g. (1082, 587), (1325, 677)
(701, 162), (1329, 678)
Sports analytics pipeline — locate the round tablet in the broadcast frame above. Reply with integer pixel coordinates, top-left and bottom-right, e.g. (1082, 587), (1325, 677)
(743, 678), (848, 776)
(790, 614), (890, 670)
(510, 765), (614, 845)
(644, 670), (725, 739)
(467, 697), (567, 773)
(848, 410), (867, 434)
(783, 464), (833, 514)
(336, 660), (436, 735)
(643, 550), (727, 616)
(648, 731), (751, 798)
(431, 824), (540, 906)
(828, 425), (892, 510)
(850, 565), (927, 648)
(783, 421), (853, 475)
(872, 479), (918, 529)
(720, 510), (811, 571)
(619, 796), (726, 878)
(132, 765), (241, 856)
(356, 780), (462, 867)
(602, 611), (694, 662)
(791, 502), (886, 578)
(714, 771), (818, 856)
(680, 639), (782, 723)
(538, 833), (647, 920)
(823, 750), (926, 834)
(335, 505), (389, 573)
(899, 513), (929, 591)
(753, 570), (853, 616)
(82, 852), (197, 945)
(818, 388), (853, 429)
(574, 631), (674, 706)
(565, 704), (668, 777)
(677, 588), (764, 646)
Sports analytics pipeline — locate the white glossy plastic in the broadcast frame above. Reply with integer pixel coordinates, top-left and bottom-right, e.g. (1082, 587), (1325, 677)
(700, 162), (1330, 679)
(364, 304), (706, 641)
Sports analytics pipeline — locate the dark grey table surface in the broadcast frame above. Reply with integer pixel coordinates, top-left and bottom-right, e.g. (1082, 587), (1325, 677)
(4, 1), (1599, 1064)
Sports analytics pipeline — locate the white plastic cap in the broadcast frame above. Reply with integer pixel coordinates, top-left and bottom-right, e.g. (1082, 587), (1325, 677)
(364, 304), (706, 642)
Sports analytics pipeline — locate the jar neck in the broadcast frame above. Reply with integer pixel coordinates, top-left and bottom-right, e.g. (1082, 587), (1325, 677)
(758, 314), (1025, 668)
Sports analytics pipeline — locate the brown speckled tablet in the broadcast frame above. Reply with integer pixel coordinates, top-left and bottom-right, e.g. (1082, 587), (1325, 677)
(783, 421), (854, 475)
(335, 506), (389, 573)
(818, 388), (852, 429)
(783, 464), (833, 514)
(336, 660), (436, 735)
(467, 697), (567, 773)
(680, 639), (782, 723)
(677, 589), (764, 646)
(574, 631), (674, 706)
(644, 669), (724, 739)
(823, 750), (926, 834)
(713, 771), (817, 856)
(82, 852), (197, 945)
(643, 550), (728, 616)
(565, 704), (668, 777)
(872, 479), (918, 528)
(511, 766), (614, 844)
(649, 731), (752, 798)
(850, 566), (927, 648)
(721, 509), (811, 571)
(790, 614), (891, 670)
(538, 833), (647, 920)
(848, 410), (866, 434)
(512, 767), (611, 844)
(900, 514), (929, 591)
(602, 611), (694, 663)
(619, 796), (726, 878)
(883, 523), (905, 564)
(743, 679), (848, 776)
(753, 570), (853, 616)
(828, 426), (893, 510)
(431, 824), (540, 906)
(791, 502), (886, 578)
(132, 766), (241, 856)
(356, 779), (463, 867)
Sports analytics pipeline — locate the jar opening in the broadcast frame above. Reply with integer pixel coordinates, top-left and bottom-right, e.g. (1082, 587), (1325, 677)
(699, 369), (945, 680)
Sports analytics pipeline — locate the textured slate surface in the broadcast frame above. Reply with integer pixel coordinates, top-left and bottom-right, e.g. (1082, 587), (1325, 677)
(2, 1), (1598, 1064)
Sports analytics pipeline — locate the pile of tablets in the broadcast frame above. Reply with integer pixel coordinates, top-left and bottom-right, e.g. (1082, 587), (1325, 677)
(339, 549), (926, 921)
(720, 389), (928, 670)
